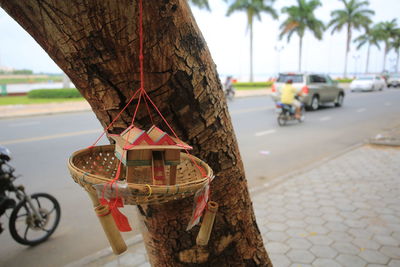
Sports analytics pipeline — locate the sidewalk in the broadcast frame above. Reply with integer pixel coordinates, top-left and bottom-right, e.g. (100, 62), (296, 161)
(0, 89), (271, 119)
(66, 126), (400, 266)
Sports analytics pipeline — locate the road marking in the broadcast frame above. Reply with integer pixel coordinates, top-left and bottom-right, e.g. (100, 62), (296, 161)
(8, 121), (40, 127)
(319, 116), (331, 121)
(384, 102), (392, 106)
(259, 150), (271, 155)
(255, 129), (276, 137)
(231, 106), (273, 115)
(357, 108), (366, 113)
(0, 129), (102, 145)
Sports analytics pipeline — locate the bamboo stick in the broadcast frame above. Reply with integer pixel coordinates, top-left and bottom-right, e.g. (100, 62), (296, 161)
(88, 191), (127, 255)
(196, 201), (218, 246)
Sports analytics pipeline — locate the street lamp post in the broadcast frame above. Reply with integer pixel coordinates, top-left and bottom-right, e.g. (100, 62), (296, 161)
(274, 44), (284, 76)
(353, 54), (360, 76)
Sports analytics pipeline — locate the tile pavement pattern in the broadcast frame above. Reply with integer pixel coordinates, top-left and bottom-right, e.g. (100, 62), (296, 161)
(253, 146), (400, 267)
(87, 145), (400, 266)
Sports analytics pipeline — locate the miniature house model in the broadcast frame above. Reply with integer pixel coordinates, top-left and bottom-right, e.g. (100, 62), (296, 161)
(109, 126), (192, 185)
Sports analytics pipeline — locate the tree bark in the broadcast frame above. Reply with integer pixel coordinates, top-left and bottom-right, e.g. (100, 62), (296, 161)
(249, 18), (254, 82)
(344, 24), (351, 78)
(365, 42), (370, 74)
(0, 0), (272, 266)
(298, 36), (303, 72)
(383, 43), (388, 72)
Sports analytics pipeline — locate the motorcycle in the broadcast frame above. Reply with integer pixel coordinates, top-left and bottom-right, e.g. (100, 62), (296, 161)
(276, 102), (305, 126)
(224, 86), (235, 101)
(0, 146), (61, 245)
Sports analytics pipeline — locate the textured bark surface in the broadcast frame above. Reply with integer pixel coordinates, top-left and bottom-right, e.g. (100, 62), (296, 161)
(0, 0), (272, 266)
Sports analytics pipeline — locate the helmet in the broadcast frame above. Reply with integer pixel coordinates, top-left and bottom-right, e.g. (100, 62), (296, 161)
(0, 146), (11, 162)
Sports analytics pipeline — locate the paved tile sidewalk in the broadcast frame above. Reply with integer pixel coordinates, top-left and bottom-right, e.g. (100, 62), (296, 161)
(76, 144), (400, 266)
(255, 145), (400, 266)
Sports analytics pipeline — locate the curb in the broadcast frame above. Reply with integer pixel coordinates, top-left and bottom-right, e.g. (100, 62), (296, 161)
(64, 235), (143, 267)
(249, 141), (364, 195)
(0, 90), (271, 119)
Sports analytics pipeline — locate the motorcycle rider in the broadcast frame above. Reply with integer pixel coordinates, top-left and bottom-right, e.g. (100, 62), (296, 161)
(0, 146), (16, 233)
(224, 76), (235, 97)
(280, 79), (301, 119)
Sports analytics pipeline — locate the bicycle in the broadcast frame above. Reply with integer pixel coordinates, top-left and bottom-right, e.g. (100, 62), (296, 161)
(0, 146), (61, 245)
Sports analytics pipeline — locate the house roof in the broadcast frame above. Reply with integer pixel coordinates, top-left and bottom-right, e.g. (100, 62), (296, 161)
(109, 125), (192, 150)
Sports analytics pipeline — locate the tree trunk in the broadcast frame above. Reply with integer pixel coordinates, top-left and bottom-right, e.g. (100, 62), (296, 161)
(298, 35), (303, 72)
(249, 20), (254, 82)
(365, 43), (370, 73)
(396, 50), (399, 73)
(344, 24), (351, 78)
(383, 43), (388, 71)
(0, 0), (272, 266)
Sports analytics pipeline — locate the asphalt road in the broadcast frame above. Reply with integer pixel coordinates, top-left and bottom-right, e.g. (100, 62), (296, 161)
(1, 87), (400, 266)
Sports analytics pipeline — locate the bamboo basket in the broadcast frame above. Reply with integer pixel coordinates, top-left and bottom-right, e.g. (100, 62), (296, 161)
(68, 145), (213, 205)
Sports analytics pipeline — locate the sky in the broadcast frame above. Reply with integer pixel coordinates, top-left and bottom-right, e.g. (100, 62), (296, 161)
(0, 0), (399, 81)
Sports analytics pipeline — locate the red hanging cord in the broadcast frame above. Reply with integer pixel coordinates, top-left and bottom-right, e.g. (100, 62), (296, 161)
(89, 87), (142, 148)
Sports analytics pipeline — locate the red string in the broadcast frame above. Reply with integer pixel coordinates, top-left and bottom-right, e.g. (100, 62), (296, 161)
(89, 87), (142, 148)
(142, 92), (154, 125)
(99, 0), (209, 210)
(139, 0), (144, 90)
(141, 90), (207, 178)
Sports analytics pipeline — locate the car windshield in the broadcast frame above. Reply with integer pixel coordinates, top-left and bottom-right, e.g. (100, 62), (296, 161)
(277, 74), (303, 83)
(357, 76), (374, 80)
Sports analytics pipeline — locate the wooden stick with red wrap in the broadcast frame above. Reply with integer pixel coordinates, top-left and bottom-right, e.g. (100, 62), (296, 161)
(88, 191), (127, 255)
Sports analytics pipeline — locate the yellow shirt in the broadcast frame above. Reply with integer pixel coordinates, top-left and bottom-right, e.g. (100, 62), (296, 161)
(280, 84), (297, 104)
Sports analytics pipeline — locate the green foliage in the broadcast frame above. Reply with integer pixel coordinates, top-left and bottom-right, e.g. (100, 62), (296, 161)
(375, 19), (399, 50)
(28, 88), (82, 99)
(234, 81), (273, 88)
(0, 69), (33, 75)
(0, 95), (83, 105)
(188, 0), (210, 11)
(225, 0), (278, 24)
(328, 0), (374, 34)
(354, 26), (381, 50)
(335, 78), (354, 83)
(12, 69), (33, 75)
(0, 76), (63, 84)
(280, 0), (325, 41)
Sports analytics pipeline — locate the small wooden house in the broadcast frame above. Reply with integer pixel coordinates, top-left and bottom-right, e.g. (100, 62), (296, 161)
(109, 126), (192, 185)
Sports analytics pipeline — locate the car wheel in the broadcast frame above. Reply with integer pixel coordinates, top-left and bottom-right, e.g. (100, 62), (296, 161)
(310, 96), (319, 111)
(335, 93), (344, 107)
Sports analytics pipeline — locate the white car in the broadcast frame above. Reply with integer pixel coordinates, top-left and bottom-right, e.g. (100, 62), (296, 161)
(350, 75), (386, 92)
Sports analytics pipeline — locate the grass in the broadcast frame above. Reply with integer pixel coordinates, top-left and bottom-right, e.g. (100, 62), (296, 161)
(0, 95), (84, 105)
(0, 76), (63, 84)
(335, 78), (354, 83)
(28, 88), (81, 98)
(234, 81), (273, 90)
(235, 86), (271, 90)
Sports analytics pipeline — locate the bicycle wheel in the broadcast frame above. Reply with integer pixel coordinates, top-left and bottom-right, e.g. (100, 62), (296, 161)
(9, 193), (61, 246)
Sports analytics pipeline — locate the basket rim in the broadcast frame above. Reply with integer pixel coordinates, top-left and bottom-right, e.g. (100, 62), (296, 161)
(68, 144), (213, 194)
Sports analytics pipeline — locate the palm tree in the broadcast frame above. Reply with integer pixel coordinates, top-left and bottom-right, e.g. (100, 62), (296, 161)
(390, 33), (400, 72)
(328, 0), (374, 77)
(375, 19), (399, 71)
(279, 0), (325, 72)
(189, 0), (210, 11)
(225, 0), (278, 82)
(353, 25), (381, 73)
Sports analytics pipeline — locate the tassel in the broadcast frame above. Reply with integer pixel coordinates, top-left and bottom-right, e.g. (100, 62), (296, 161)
(100, 197), (132, 232)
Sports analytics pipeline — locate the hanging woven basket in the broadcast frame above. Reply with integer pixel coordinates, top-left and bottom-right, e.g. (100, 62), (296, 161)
(68, 145), (213, 205)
